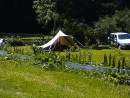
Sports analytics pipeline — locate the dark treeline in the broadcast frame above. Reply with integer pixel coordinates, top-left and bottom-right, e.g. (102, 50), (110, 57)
(0, 0), (130, 34)
(0, 0), (44, 34)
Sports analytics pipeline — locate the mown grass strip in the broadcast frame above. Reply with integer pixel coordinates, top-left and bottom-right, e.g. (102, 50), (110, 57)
(0, 57), (130, 98)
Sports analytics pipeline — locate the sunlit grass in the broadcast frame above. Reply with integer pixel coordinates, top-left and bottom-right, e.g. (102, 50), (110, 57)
(0, 56), (130, 98)
(21, 36), (53, 40)
(59, 48), (130, 67)
(5, 46), (130, 66)
(3, 46), (34, 55)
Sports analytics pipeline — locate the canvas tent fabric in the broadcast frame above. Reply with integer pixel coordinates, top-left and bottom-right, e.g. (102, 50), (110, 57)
(0, 39), (4, 46)
(39, 30), (77, 51)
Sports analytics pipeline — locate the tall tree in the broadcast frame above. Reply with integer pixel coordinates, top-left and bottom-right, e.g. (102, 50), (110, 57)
(33, 0), (129, 35)
(33, 0), (90, 35)
(33, 0), (59, 34)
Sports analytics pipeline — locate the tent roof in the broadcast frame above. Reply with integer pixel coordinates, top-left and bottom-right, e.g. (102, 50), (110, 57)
(39, 30), (71, 49)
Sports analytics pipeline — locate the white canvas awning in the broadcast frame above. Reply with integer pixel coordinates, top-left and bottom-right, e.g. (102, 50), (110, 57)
(39, 30), (70, 49)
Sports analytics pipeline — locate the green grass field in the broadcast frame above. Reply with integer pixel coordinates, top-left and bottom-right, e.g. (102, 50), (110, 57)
(60, 47), (130, 69)
(0, 56), (130, 98)
(86, 48), (130, 64)
(4, 46), (130, 67)
(1, 46), (130, 97)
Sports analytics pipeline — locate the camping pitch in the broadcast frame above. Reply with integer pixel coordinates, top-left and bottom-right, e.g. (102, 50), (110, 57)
(39, 30), (79, 51)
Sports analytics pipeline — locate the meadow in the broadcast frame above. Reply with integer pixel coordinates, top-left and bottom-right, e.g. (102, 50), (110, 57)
(0, 55), (130, 98)
(0, 36), (130, 98)
(4, 45), (130, 64)
(0, 44), (130, 97)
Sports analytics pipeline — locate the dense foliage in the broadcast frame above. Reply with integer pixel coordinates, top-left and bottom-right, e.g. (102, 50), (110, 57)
(33, 0), (130, 44)
(92, 8), (130, 42)
(0, 0), (130, 35)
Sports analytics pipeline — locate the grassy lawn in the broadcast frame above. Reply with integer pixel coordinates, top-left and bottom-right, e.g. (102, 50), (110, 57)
(21, 36), (52, 41)
(4, 46), (130, 66)
(1, 37), (130, 97)
(88, 48), (130, 64)
(0, 56), (130, 98)
(59, 47), (130, 68)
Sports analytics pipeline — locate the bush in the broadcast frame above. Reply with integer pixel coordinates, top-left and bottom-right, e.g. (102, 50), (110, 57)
(7, 36), (24, 46)
(109, 72), (130, 86)
(36, 52), (66, 71)
(9, 38), (24, 46)
(90, 8), (130, 44)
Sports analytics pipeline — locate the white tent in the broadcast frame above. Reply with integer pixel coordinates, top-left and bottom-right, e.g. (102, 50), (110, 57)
(0, 39), (4, 46)
(39, 30), (78, 51)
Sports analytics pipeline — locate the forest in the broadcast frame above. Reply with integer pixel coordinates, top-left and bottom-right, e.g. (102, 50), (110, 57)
(0, 0), (130, 43)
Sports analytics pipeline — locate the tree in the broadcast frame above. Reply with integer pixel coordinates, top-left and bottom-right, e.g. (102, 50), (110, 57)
(33, 0), (130, 45)
(114, 8), (130, 32)
(33, 0), (59, 34)
(33, 0), (94, 35)
(33, 0), (119, 32)
(92, 8), (130, 43)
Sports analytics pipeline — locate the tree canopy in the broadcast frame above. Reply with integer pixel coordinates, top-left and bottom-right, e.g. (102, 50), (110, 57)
(32, 0), (130, 44)
(0, 0), (130, 38)
(33, 0), (129, 35)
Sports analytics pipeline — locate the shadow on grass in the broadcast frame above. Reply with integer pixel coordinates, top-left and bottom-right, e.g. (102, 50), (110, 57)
(92, 45), (111, 50)
(121, 47), (130, 50)
(92, 45), (130, 50)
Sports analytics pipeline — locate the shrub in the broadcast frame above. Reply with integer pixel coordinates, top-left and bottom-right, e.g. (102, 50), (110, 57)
(109, 72), (130, 86)
(7, 36), (24, 46)
(9, 38), (24, 46)
(91, 8), (130, 44)
(36, 52), (66, 71)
